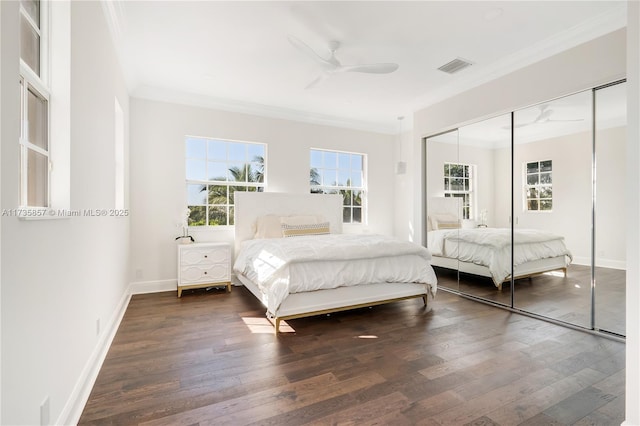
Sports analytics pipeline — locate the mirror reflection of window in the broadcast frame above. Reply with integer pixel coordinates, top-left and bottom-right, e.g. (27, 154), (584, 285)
(524, 159), (553, 211)
(444, 162), (474, 219)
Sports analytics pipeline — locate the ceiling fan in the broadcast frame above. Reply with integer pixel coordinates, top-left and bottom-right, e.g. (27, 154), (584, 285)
(513, 104), (584, 128)
(287, 35), (399, 89)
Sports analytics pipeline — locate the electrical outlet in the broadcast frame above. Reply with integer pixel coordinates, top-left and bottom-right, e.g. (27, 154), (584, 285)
(40, 396), (50, 426)
(135, 268), (143, 279)
(96, 318), (101, 336)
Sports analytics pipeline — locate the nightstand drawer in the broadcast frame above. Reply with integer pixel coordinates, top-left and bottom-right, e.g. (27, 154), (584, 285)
(181, 247), (229, 265)
(180, 264), (230, 284)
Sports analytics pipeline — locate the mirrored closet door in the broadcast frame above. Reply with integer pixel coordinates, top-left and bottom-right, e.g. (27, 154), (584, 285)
(424, 79), (627, 337)
(594, 81), (627, 336)
(425, 130), (460, 293)
(512, 90), (593, 329)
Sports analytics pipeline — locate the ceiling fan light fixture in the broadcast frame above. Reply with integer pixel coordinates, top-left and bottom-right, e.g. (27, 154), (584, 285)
(437, 58), (474, 74)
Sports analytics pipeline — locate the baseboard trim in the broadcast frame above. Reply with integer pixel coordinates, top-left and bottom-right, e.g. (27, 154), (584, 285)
(56, 279), (179, 424)
(129, 278), (177, 294)
(572, 256), (626, 270)
(57, 287), (131, 425)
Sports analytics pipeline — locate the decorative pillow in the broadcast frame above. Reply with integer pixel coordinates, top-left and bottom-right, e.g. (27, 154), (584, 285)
(430, 213), (460, 230)
(254, 215), (284, 239)
(255, 215), (327, 239)
(281, 221), (331, 238)
(279, 215), (320, 226)
(434, 220), (461, 230)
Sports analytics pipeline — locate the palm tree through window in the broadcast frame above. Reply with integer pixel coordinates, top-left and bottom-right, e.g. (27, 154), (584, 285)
(185, 137), (265, 226)
(310, 149), (366, 223)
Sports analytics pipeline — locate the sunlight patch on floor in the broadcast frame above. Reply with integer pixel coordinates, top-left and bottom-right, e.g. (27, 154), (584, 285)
(241, 317), (295, 334)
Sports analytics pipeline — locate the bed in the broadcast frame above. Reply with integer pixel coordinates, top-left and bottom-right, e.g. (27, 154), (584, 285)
(233, 192), (438, 334)
(427, 197), (572, 290)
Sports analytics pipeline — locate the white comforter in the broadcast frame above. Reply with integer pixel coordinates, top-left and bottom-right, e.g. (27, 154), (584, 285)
(427, 228), (572, 285)
(233, 233), (438, 314)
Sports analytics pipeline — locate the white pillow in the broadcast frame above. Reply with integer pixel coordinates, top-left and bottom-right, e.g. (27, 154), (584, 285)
(430, 213), (460, 230)
(254, 215), (283, 239)
(462, 219), (477, 229)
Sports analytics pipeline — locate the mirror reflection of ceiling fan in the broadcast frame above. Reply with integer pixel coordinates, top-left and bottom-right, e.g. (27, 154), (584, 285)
(514, 104), (584, 128)
(287, 35), (399, 89)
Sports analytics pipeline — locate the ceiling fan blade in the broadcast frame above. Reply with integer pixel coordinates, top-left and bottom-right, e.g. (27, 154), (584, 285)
(287, 35), (336, 70)
(305, 72), (330, 89)
(339, 63), (399, 74)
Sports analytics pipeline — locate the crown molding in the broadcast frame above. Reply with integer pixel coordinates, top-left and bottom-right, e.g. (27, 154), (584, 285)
(131, 85), (400, 135)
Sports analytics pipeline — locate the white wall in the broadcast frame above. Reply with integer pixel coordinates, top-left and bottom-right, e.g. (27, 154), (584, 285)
(129, 98), (395, 290)
(393, 130), (414, 241)
(1, 2), (130, 425)
(625, 1), (639, 424)
(0, 3), (3, 421)
(594, 126), (627, 267)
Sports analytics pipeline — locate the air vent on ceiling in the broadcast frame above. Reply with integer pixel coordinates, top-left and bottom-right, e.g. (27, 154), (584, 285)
(437, 58), (473, 74)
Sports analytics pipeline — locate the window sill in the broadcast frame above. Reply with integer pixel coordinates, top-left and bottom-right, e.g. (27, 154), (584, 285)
(188, 225), (235, 232)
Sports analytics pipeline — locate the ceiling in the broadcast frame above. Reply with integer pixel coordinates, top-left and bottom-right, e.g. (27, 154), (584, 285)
(104, 1), (627, 134)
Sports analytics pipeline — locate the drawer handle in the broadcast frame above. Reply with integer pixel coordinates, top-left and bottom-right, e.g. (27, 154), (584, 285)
(204, 255), (208, 258)
(204, 271), (207, 275)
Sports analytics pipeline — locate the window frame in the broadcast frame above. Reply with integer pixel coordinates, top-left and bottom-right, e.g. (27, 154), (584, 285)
(443, 162), (475, 220)
(19, 0), (51, 209)
(309, 148), (367, 224)
(185, 137), (266, 227)
(524, 159), (553, 212)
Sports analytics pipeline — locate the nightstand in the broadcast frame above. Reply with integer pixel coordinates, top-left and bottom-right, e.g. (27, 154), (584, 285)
(177, 242), (231, 297)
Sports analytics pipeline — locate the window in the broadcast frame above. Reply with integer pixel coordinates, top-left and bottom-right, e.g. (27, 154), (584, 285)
(310, 149), (365, 224)
(525, 160), (552, 211)
(443, 162), (474, 219)
(19, 0), (51, 208)
(185, 137), (265, 226)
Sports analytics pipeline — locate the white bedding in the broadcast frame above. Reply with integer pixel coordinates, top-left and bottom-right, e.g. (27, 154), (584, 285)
(233, 233), (438, 315)
(427, 228), (572, 285)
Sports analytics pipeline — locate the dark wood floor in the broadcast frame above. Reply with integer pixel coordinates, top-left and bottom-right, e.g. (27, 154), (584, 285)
(79, 287), (625, 425)
(437, 264), (626, 335)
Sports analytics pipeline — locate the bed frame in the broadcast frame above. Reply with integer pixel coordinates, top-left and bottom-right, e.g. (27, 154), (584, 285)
(427, 197), (568, 291)
(234, 192), (433, 334)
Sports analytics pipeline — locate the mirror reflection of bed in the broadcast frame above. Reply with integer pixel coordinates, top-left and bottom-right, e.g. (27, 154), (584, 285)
(426, 196), (572, 290)
(424, 83), (627, 336)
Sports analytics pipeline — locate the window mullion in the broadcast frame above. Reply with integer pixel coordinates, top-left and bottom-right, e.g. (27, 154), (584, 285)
(19, 5), (41, 35)
(20, 62), (50, 99)
(22, 142), (49, 158)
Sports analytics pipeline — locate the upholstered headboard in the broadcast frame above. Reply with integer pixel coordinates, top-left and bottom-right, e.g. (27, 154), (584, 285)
(234, 192), (343, 254)
(427, 197), (462, 231)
